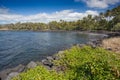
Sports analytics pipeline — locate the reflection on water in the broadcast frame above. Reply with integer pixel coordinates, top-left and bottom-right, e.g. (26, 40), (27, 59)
(0, 31), (106, 71)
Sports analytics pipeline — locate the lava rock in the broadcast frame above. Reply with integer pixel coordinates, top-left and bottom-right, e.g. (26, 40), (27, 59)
(11, 64), (25, 72)
(46, 56), (53, 61)
(0, 64), (24, 80)
(5, 72), (19, 80)
(26, 61), (37, 69)
(42, 59), (53, 68)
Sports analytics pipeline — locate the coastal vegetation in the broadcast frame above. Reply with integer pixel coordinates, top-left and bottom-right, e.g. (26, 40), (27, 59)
(0, 4), (120, 80)
(0, 5), (120, 31)
(102, 37), (120, 53)
(12, 46), (120, 80)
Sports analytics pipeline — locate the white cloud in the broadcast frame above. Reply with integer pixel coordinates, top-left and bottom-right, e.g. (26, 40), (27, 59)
(0, 9), (99, 24)
(75, 0), (120, 8)
(0, 7), (9, 14)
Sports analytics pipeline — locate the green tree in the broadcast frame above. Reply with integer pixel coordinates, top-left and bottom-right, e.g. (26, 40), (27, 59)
(112, 23), (120, 31)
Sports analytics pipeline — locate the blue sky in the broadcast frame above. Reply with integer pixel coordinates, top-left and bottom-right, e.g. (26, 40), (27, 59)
(0, 0), (120, 24)
(0, 0), (90, 15)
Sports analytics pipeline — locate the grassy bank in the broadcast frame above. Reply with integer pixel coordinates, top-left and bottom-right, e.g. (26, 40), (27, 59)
(12, 45), (120, 80)
(102, 37), (120, 53)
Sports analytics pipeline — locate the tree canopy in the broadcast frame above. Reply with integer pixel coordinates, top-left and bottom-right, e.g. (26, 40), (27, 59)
(0, 5), (120, 32)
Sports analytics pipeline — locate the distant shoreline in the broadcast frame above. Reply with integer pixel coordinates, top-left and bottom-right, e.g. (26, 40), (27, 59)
(0, 28), (9, 31)
(0, 29), (119, 36)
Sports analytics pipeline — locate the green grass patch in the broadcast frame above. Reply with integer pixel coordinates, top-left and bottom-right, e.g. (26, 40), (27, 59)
(13, 46), (120, 80)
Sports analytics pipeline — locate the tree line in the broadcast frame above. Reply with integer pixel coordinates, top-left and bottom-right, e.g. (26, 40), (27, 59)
(0, 5), (120, 31)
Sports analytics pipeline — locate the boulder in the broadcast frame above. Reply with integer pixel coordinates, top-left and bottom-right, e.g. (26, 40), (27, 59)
(46, 56), (53, 61)
(0, 70), (9, 80)
(26, 61), (37, 69)
(58, 51), (64, 55)
(41, 59), (53, 68)
(87, 41), (96, 48)
(0, 64), (24, 80)
(5, 72), (19, 80)
(77, 44), (86, 47)
(11, 64), (25, 72)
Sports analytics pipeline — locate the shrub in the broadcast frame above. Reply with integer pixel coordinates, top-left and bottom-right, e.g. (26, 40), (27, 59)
(13, 46), (120, 80)
(112, 23), (120, 31)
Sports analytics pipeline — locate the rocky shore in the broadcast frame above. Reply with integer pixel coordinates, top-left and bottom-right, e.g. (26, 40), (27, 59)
(0, 32), (120, 80)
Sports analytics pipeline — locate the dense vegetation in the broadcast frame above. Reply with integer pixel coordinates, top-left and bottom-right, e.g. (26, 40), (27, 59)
(13, 46), (120, 80)
(0, 5), (120, 31)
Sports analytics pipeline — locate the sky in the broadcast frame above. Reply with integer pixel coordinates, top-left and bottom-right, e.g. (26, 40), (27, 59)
(0, 0), (120, 24)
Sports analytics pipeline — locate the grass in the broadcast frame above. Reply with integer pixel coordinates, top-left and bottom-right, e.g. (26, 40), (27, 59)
(12, 46), (120, 80)
(102, 37), (120, 53)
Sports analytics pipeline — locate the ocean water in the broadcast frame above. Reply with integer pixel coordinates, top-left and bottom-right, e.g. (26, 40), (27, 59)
(0, 31), (106, 71)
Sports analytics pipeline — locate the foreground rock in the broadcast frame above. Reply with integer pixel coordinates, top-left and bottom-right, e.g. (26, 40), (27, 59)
(41, 59), (53, 69)
(0, 61), (38, 80)
(46, 56), (54, 61)
(41, 51), (65, 70)
(5, 72), (19, 80)
(0, 64), (25, 80)
(26, 61), (37, 69)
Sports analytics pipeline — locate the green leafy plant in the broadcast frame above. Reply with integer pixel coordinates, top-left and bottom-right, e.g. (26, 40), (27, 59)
(13, 46), (120, 80)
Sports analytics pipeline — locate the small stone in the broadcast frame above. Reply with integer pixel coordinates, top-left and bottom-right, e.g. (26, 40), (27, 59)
(26, 61), (37, 69)
(106, 47), (112, 50)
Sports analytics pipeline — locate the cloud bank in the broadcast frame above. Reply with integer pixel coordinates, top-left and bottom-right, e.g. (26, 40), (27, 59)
(0, 8), (99, 24)
(75, 0), (120, 8)
(0, 7), (9, 14)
